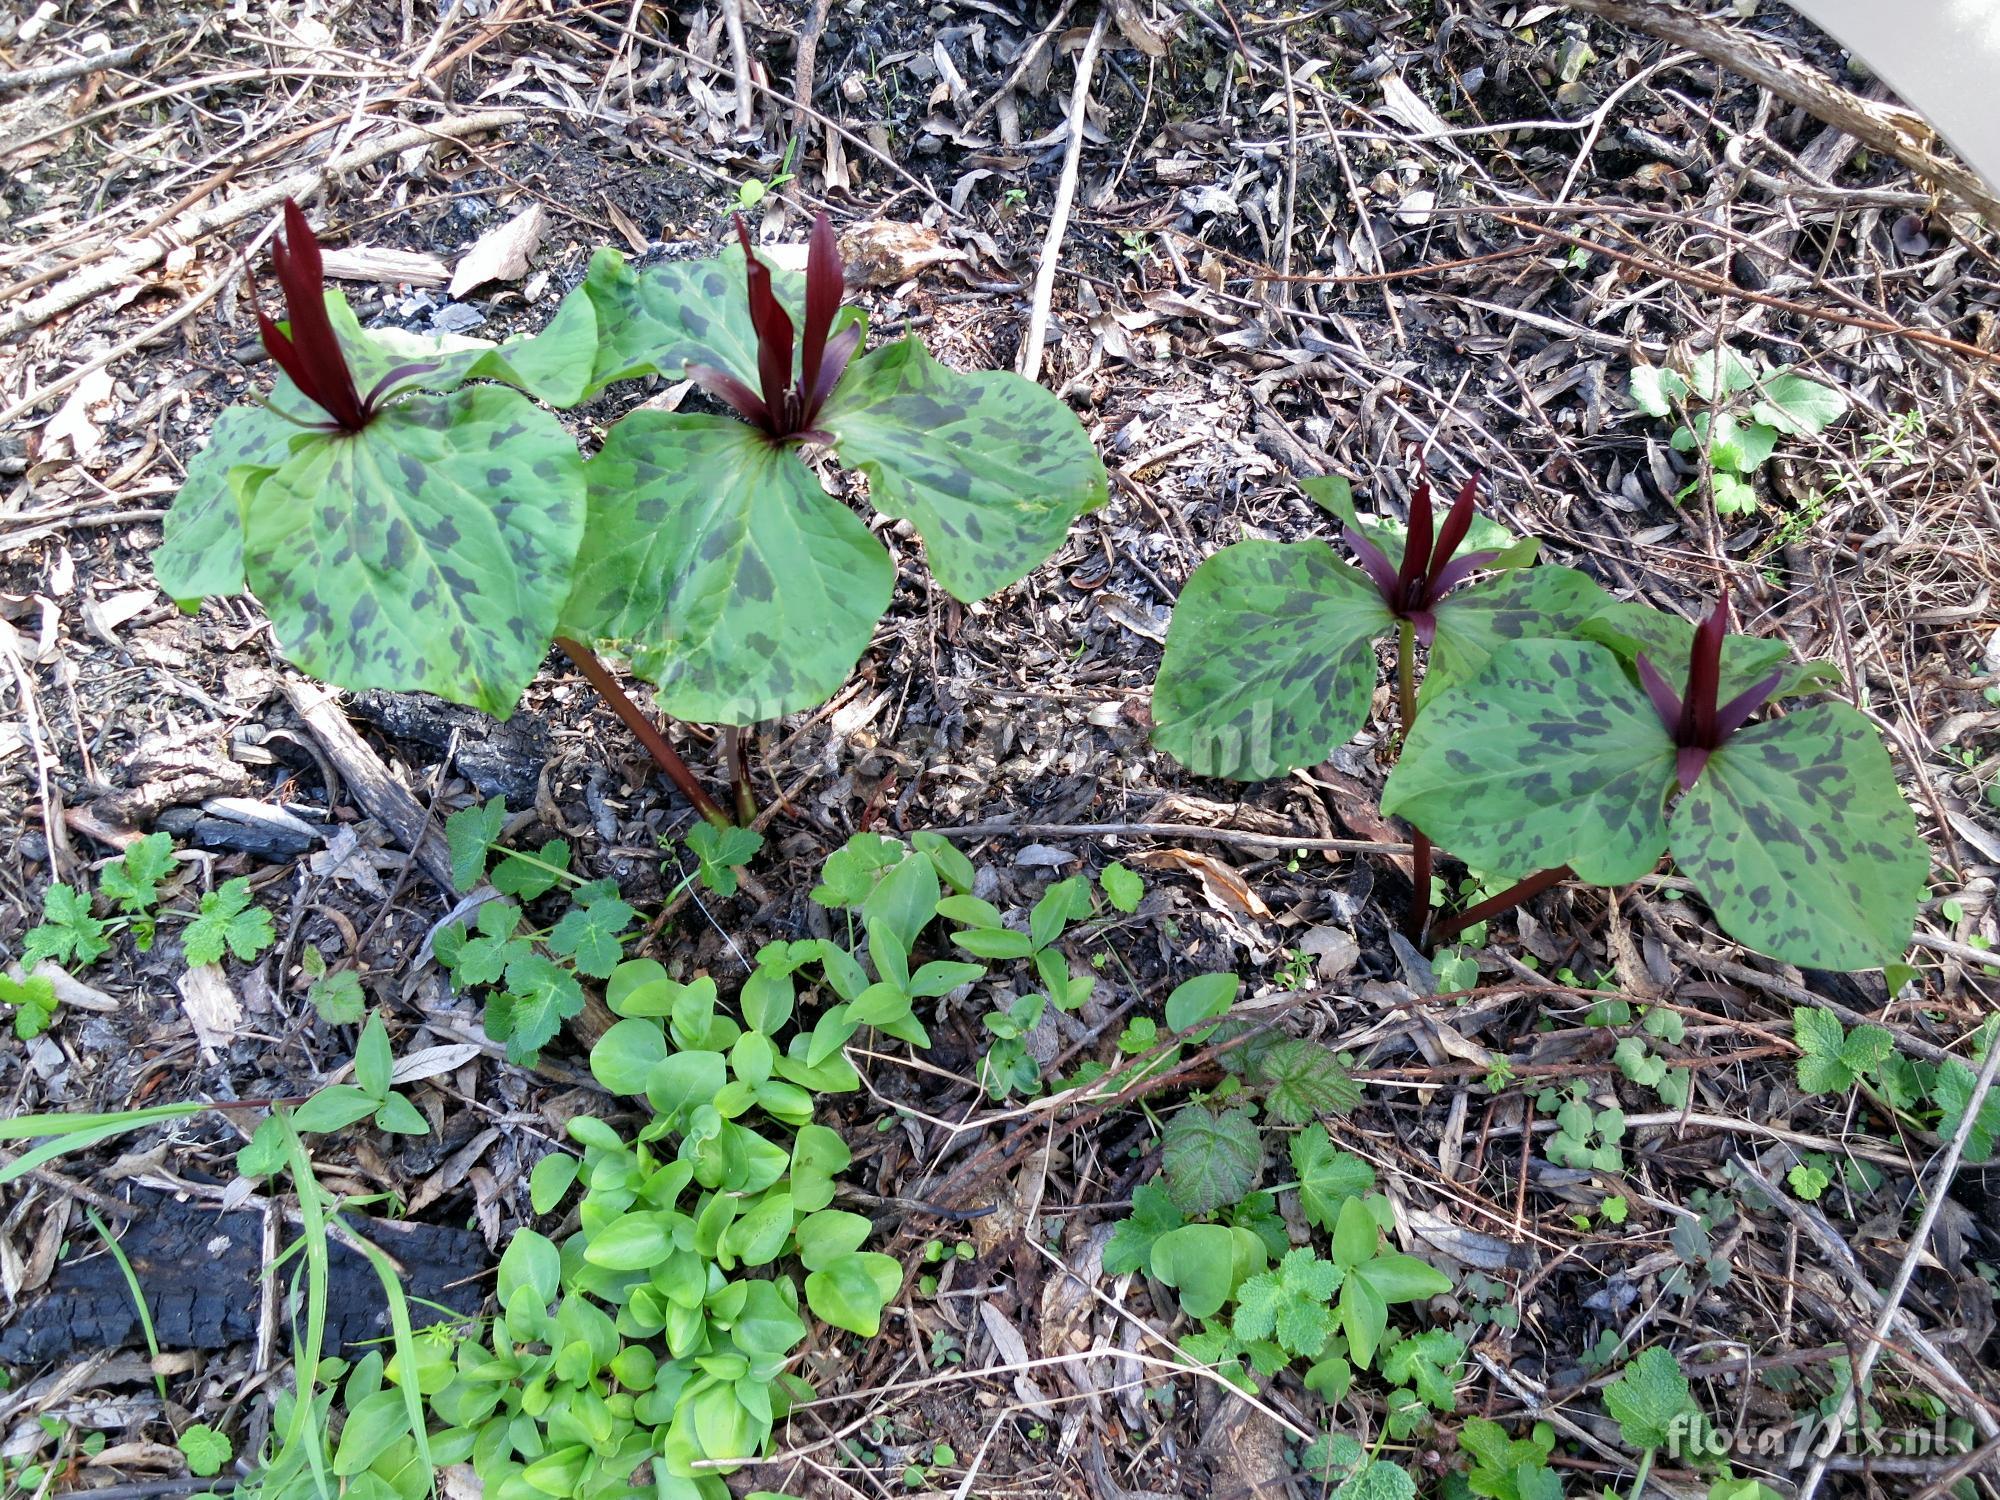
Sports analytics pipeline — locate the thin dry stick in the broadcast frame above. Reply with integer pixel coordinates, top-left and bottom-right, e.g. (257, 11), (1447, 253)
(720, 0), (755, 130)
(926, 818), (1410, 855)
(1017, 9), (1107, 382)
(1793, 1034), (2000, 1500)
(0, 108), (524, 350)
(0, 35), (163, 93)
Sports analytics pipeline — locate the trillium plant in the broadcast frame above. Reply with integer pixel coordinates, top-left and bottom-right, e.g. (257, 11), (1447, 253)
(1383, 597), (1926, 970)
(156, 200), (1106, 825)
(1151, 467), (1925, 970)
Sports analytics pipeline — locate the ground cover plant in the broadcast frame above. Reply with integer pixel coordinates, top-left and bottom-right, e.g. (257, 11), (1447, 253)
(13, 2), (2000, 1497)
(153, 202), (1106, 822)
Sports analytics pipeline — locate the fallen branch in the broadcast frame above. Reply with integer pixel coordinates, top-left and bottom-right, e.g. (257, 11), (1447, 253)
(0, 109), (525, 351)
(1556, 0), (2000, 224)
(1017, 9), (1107, 382)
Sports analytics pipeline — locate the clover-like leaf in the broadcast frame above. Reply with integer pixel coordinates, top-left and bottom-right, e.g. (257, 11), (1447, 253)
(559, 412), (891, 724)
(1383, 639), (1677, 884)
(1152, 540), (1391, 780)
(821, 337), (1108, 601)
(239, 386), (585, 716)
(1670, 702), (1926, 969)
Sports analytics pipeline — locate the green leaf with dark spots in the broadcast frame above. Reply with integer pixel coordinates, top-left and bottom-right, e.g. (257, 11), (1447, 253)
(241, 386), (584, 717)
(1580, 602), (1837, 700)
(559, 412), (891, 724)
(822, 338), (1108, 601)
(1671, 703), (1925, 969)
(1383, 640), (1676, 884)
(578, 246), (791, 396)
(1426, 566), (1610, 696)
(1152, 540), (1392, 780)
(154, 405), (305, 605)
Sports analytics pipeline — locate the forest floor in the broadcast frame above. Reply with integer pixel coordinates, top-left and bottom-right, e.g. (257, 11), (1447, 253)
(3, 0), (2000, 1496)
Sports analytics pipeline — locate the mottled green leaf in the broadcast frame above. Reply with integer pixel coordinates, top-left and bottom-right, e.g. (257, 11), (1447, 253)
(154, 405), (302, 606)
(241, 386), (584, 716)
(1383, 640), (1676, 883)
(1426, 566), (1610, 695)
(1152, 540), (1391, 780)
(1579, 602), (1835, 699)
(823, 337), (1107, 601)
(559, 413), (891, 724)
(578, 246), (793, 396)
(1671, 703), (1925, 969)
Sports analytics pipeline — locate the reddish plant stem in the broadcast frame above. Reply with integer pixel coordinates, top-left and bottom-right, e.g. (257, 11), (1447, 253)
(722, 725), (758, 824)
(1395, 619), (1433, 940)
(554, 636), (732, 827)
(1429, 865), (1575, 946)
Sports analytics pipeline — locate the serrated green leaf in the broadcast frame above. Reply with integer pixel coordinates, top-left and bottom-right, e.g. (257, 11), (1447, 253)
(240, 386), (585, 716)
(1603, 1346), (1698, 1451)
(1152, 539), (1392, 780)
(446, 798), (507, 892)
(547, 892), (633, 978)
(1751, 371), (1846, 437)
(1384, 640), (1676, 883)
(822, 337), (1107, 601)
(1255, 1039), (1362, 1122)
(490, 952), (585, 1061)
(177, 1423), (234, 1478)
(559, 412), (892, 724)
(1672, 702), (1925, 969)
(1333, 1456), (1415, 1500)
(182, 878), (274, 965)
(1231, 1247), (1342, 1357)
(1628, 365), (1687, 418)
(1292, 1126), (1376, 1231)
(1160, 1105), (1262, 1216)
(23, 884), (110, 969)
(1100, 862), (1144, 912)
(100, 833), (177, 915)
(1103, 1181), (1184, 1276)
(308, 969), (367, 1025)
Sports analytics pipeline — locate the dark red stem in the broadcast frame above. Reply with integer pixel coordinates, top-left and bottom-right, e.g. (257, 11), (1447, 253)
(555, 637), (732, 827)
(723, 725), (758, 824)
(1429, 866), (1575, 946)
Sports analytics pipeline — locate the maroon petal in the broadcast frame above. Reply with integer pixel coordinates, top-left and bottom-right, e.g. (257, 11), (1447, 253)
(256, 309), (320, 409)
(1684, 597), (1728, 748)
(1342, 526), (1401, 602)
(1715, 668), (1783, 740)
(1397, 478), (1435, 603)
(1428, 548), (1502, 600)
(1635, 652), (1684, 736)
(688, 363), (771, 428)
(799, 212), (844, 409)
(804, 320), (862, 421)
(1676, 745), (1711, 792)
(271, 200), (366, 430)
(1408, 608), (1438, 647)
(736, 216), (796, 425)
(1428, 473), (1482, 580)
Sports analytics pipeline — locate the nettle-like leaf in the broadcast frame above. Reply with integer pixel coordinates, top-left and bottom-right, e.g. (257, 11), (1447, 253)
(154, 200), (595, 716)
(1153, 472), (1606, 779)
(1160, 1105), (1263, 1216)
(1384, 601), (1926, 970)
(570, 216), (1105, 722)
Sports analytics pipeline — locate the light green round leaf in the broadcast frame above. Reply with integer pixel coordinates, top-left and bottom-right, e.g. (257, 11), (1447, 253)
(722, 1190), (793, 1267)
(154, 404), (306, 605)
(1164, 971), (1238, 1033)
(241, 386), (584, 716)
(1149, 1223), (1266, 1320)
(1384, 640), (1677, 884)
(590, 1017), (670, 1096)
(647, 1050), (727, 1119)
(1152, 540), (1392, 780)
(1340, 1268), (1389, 1369)
(793, 1208), (873, 1271)
(1671, 702), (1926, 970)
(497, 1227), (561, 1306)
(529, 1152), (580, 1214)
(1426, 565), (1610, 695)
(559, 412), (892, 725)
(1751, 371), (1847, 437)
(822, 338), (1108, 601)
(804, 1250), (903, 1336)
(1685, 347), (1757, 401)
(1627, 364), (1687, 418)
(585, 1211), (678, 1270)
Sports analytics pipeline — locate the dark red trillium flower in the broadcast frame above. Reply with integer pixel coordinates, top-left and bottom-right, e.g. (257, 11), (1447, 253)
(257, 198), (428, 434)
(1343, 473), (1499, 644)
(1636, 597), (1784, 792)
(690, 212), (861, 444)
